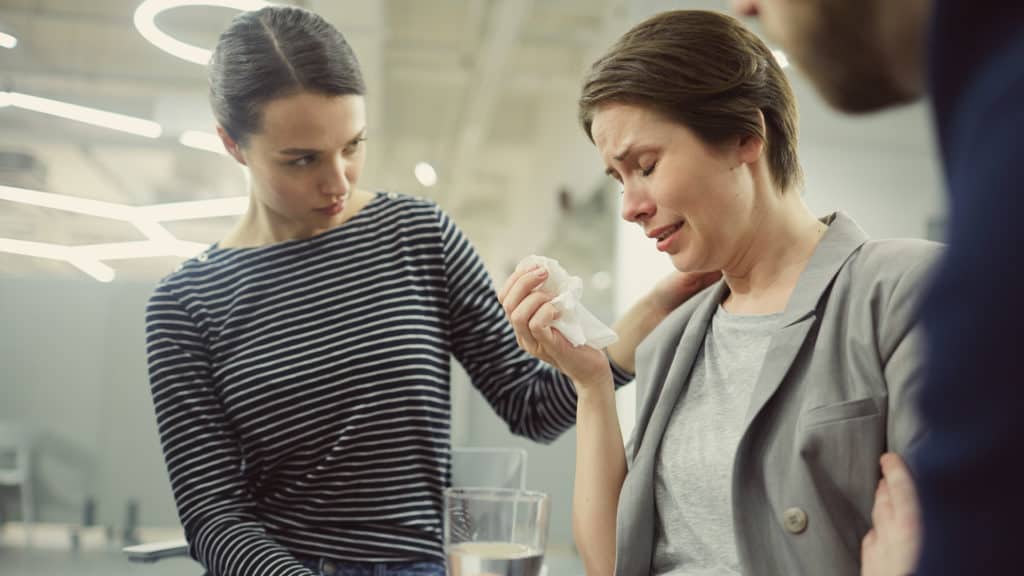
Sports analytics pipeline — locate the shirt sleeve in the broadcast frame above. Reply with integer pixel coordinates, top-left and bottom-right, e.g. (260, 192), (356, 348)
(145, 283), (315, 576)
(434, 206), (632, 443)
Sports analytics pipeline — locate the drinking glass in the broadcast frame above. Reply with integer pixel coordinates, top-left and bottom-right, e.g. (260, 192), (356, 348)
(444, 487), (549, 576)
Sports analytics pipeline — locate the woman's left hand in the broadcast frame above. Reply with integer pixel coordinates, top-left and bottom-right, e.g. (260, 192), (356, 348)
(861, 452), (922, 576)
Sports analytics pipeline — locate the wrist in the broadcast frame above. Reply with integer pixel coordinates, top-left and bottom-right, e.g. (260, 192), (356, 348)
(575, 376), (615, 404)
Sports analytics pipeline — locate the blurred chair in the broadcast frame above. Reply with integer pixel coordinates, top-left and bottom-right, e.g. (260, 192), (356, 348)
(0, 420), (34, 546)
(123, 445), (528, 563)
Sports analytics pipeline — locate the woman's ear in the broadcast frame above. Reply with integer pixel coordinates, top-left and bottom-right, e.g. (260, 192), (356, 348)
(737, 110), (767, 165)
(217, 126), (247, 166)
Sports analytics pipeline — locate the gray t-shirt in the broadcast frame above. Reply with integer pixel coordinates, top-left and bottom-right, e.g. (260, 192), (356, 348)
(652, 305), (782, 576)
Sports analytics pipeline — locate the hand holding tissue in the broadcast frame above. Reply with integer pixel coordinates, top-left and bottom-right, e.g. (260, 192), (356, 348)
(515, 255), (618, 349)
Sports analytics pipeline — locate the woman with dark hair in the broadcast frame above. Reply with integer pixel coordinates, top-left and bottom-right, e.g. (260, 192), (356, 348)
(500, 10), (941, 576)
(143, 5), (710, 576)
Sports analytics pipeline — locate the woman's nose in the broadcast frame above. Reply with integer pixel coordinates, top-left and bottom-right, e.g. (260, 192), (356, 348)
(621, 181), (655, 224)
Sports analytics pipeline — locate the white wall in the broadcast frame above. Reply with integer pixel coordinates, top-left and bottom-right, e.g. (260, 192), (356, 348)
(0, 275), (177, 528)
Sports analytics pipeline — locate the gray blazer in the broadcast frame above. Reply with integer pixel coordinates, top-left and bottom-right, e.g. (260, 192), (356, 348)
(615, 213), (942, 576)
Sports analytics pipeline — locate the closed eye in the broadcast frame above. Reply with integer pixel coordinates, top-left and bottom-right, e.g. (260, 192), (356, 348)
(641, 162), (657, 177)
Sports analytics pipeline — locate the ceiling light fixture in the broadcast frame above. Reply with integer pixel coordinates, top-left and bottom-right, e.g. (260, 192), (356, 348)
(0, 238), (116, 282)
(0, 184), (248, 281)
(414, 162), (438, 187)
(0, 91), (162, 138)
(0, 185), (136, 220)
(179, 130), (227, 155)
(67, 257), (117, 283)
(0, 32), (16, 49)
(772, 49), (790, 69)
(136, 196), (248, 221)
(134, 0), (271, 65)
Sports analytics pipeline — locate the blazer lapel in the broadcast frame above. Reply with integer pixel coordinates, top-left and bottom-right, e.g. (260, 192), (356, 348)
(616, 281), (725, 575)
(742, 212), (870, 430)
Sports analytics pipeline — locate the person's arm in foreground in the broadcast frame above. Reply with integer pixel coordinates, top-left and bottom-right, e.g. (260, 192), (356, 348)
(497, 267), (718, 574)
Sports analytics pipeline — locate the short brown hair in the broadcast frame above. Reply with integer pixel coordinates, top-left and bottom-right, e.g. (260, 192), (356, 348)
(579, 10), (802, 193)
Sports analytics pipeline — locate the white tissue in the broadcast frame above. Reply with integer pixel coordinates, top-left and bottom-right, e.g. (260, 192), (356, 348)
(517, 255), (618, 349)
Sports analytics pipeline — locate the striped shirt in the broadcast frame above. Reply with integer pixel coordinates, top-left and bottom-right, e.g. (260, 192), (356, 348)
(145, 191), (630, 575)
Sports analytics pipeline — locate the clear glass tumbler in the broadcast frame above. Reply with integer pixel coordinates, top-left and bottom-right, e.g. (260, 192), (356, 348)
(444, 487), (550, 576)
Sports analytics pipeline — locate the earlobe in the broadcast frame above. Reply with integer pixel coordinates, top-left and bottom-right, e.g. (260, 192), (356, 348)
(216, 125), (247, 166)
(738, 110), (767, 165)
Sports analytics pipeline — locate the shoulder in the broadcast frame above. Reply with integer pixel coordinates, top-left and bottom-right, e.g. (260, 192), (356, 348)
(830, 239), (943, 353)
(377, 190), (442, 217)
(147, 249), (231, 315)
(842, 238), (944, 295)
(371, 190), (455, 234)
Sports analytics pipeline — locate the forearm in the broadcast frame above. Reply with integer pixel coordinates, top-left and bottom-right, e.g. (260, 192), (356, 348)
(606, 295), (664, 374)
(573, 378), (627, 576)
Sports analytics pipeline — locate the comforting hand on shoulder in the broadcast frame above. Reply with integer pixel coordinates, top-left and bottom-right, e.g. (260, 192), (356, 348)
(648, 270), (722, 315)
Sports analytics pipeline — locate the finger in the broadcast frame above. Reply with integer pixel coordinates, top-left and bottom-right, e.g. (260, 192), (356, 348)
(860, 528), (877, 565)
(880, 452), (921, 523)
(527, 301), (562, 336)
(871, 478), (892, 532)
(509, 291), (555, 351)
(530, 304), (576, 353)
(497, 265), (535, 304)
(500, 266), (548, 318)
(695, 270), (723, 289)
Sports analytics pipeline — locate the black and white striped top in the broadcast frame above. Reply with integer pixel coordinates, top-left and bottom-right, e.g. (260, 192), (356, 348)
(145, 192), (630, 575)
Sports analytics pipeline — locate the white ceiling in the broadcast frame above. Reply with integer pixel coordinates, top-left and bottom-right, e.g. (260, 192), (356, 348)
(0, 0), (944, 283)
(0, 0), (637, 280)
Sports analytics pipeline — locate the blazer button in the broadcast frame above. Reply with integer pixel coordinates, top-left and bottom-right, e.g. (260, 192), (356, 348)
(322, 560), (337, 574)
(783, 507), (808, 534)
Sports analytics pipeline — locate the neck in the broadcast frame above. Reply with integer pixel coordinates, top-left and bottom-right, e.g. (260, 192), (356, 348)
(721, 194), (825, 314)
(223, 189), (370, 248)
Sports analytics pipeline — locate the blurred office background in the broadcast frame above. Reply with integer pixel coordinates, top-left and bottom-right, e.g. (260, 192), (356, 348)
(0, 0), (944, 573)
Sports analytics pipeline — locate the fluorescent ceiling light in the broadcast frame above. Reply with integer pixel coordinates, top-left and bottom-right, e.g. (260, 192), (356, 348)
(0, 238), (70, 261)
(0, 184), (249, 281)
(0, 239), (116, 282)
(136, 196), (247, 221)
(134, 0), (271, 65)
(67, 258), (116, 282)
(0, 184), (137, 220)
(0, 184), (245, 223)
(414, 162), (438, 187)
(0, 32), (16, 49)
(1, 91), (162, 138)
(180, 130), (227, 155)
(772, 49), (790, 69)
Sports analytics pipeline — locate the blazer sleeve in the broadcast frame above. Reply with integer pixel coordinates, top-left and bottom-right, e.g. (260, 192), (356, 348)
(876, 246), (943, 454)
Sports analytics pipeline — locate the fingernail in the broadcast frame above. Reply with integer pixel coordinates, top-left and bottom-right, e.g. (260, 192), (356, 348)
(535, 268), (548, 277)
